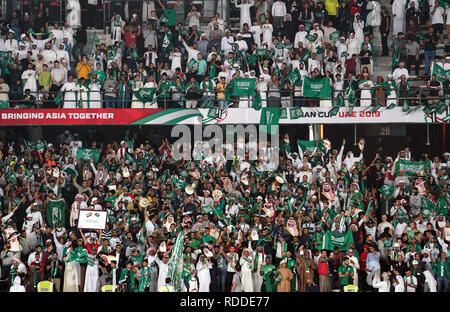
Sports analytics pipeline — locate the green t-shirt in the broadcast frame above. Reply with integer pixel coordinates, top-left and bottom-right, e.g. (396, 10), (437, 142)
(197, 59), (207, 76)
(163, 8), (176, 27)
(338, 265), (354, 285)
(39, 71), (52, 88)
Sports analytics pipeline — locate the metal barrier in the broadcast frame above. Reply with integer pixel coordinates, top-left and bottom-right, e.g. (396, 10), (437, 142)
(0, 87), (448, 109)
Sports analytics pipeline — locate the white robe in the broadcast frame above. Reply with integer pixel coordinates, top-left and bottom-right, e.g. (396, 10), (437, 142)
(131, 80), (145, 108)
(251, 251), (266, 292)
(239, 256), (254, 292)
(394, 274), (405, 292)
(392, 0), (406, 35)
(346, 38), (361, 59)
(261, 24), (273, 47)
(196, 261), (212, 292)
(386, 80), (398, 106)
(359, 80), (374, 106)
(354, 20), (365, 44)
(83, 259), (99, 292)
(67, 0), (81, 29)
(154, 257), (168, 291)
(21, 70), (37, 94)
(63, 253), (81, 292)
(372, 275), (390, 292)
(9, 276), (25, 292)
(77, 84), (90, 108)
(60, 82), (78, 108)
(250, 25), (262, 47)
(88, 82), (102, 109)
(235, 1), (254, 31)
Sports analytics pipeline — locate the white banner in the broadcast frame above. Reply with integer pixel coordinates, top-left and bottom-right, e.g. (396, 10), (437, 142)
(78, 210), (107, 230)
(199, 107), (450, 124)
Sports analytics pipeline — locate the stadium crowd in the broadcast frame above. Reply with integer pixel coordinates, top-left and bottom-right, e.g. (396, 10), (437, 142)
(0, 0), (449, 109)
(0, 128), (449, 292)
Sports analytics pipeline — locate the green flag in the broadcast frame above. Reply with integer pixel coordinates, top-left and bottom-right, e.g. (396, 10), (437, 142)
(322, 230), (354, 251)
(421, 197), (437, 214)
(25, 140), (47, 152)
(256, 48), (268, 57)
(340, 51), (349, 58)
(304, 22), (313, 32)
(297, 140), (327, 154)
(47, 199), (65, 228)
(6, 170), (16, 184)
(329, 106), (340, 116)
(431, 62), (449, 82)
(187, 58), (198, 70)
(288, 68), (301, 85)
(54, 92), (63, 107)
(372, 102), (383, 112)
(329, 31), (340, 40)
(380, 184), (394, 196)
(402, 100), (410, 112)
(330, 93), (344, 116)
(125, 152), (135, 163)
(386, 103), (396, 109)
(394, 159), (432, 176)
(306, 34), (317, 42)
(167, 232), (184, 292)
(92, 31), (100, 43)
(260, 107), (281, 134)
(253, 92), (262, 110)
(300, 51), (311, 64)
(302, 77), (332, 98)
(289, 107), (304, 119)
(134, 88), (156, 103)
(64, 166), (78, 176)
(392, 45), (400, 69)
(434, 100), (448, 114)
(76, 148), (101, 162)
(172, 177), (187, 189)
(231, 78), (256, 96)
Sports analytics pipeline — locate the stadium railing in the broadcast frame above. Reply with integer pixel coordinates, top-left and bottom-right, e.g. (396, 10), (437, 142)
(0, 87), (448, 109)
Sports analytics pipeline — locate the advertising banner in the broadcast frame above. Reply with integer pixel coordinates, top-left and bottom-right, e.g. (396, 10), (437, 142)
(0, 107), (448, 125)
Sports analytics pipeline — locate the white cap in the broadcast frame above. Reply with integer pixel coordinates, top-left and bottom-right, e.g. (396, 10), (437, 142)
(393, 243), (400, 248)
(412, 260), (419, 265)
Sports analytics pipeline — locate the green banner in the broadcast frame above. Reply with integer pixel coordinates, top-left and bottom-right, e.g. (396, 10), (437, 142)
(289, 68), (301, 86)
(322, 230), (354, 251)
(76, 148), (101, 162)
(289, 107), (304, 119)
(231, 78), (256, 97)
(134, 88), (156, 103)
(260, 107), (281, 134)
(47, 199), (65, 228)
(25, 140), (47, 152)
(302, 77), (332, 99)
(431, 62), (450, 82)
(297, 139), (327, 154)
(394, 159), (431, 176)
